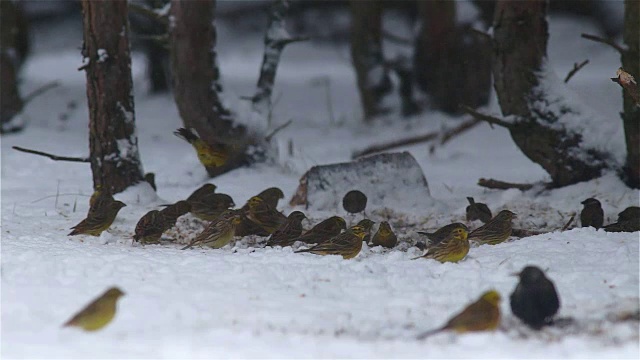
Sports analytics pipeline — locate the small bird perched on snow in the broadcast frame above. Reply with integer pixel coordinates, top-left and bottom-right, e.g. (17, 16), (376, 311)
(466, 197), (492, 223)
(182, 210), (243, 250)
(416, 290), (501, 339)
(266, 211), (307, 247)
(236, 187), (286, 236)
(69, 199), (127, 236)
(295, 219), (374, 259)
(468, 210), (516, 245)
(188, 193), (235, 222)
(510, 266), (560, 330)
(580, 198), (604, 229)
(245, 196), (287, 235)
(186, 183), (217, 203)
(63, 287), (125, 331)
(174, 127), (228, 168)
(133, 210), (166, 244)
(414, 223), (469, 263)
(604, 206), (640, 233)
(289, 216), (347, 244)
(371, 221), (397, 248)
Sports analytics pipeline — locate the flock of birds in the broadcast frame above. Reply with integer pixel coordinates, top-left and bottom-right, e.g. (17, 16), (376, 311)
(62, 180), (638, 335)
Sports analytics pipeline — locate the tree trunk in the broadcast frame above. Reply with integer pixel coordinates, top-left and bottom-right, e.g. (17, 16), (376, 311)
(415, 0), (491, 114)
(621, 0), (639, 188)
(170, 0), (249, 177)
(0, 1), (27, 134)
(492, 0), (609, 187)
(350, 0), (392, 121)
(81, 0), (145, 193)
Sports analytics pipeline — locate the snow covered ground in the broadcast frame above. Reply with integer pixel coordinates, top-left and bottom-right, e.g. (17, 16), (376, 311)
(2, 9), (639, 359)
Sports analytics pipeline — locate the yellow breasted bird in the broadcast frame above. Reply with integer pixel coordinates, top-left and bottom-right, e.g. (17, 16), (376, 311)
(267, 211), (307, 247)
(236, 188), (286, 236)
(291, 216), (347, 244)
(182, 210), (243, 250)
(245, 196), (287, 234)
(468, 210), (516, 245)
(241, 187), (285, 211)
(133, 210), (166, 244)
(416, 290), (501, 339)
(69, 200), (127, 236)
(295, 220), (373, 259)
(371, 221), (397, 248)
(63, 287), (125, 331)
(413, 223), (469, 263)
(188, 193), (235, 221)
(174, 127), (228, 168)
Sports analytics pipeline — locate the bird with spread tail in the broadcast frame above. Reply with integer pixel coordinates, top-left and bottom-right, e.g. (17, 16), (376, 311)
(295, 219), (374, 259)
(414, 223), (469, 263)
(510, 266), (560, 330)
(63, 287), (125, 331)
(174, 127), (228, 168)
(468, 210), (516, 245)
(416, 290), (501, 339)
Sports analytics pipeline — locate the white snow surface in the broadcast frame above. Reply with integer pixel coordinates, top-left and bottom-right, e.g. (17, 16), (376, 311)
(2, 12), (639, 359)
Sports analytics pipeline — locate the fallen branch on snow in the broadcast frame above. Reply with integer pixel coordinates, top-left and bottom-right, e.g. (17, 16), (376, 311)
(477, 178), (542, 191)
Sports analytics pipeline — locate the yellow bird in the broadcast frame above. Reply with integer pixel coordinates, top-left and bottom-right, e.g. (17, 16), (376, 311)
(182, 210), (243, 250)
(63, 287), (125, 331)
(245, 196), (287, 234)
(295, 220), (374, 259)
(413, 223), (469, 263)
(468, 210), (516, 245)
(69, 200), (127, 236)
(417, 290), (501, 339)
(174, 127), (228, 168)
(371, 221), (397, 248)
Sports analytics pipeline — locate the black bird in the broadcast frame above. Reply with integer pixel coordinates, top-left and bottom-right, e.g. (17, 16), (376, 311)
(466, 197), (492, 223)
(604, 206), (640, 233)
(580, 198), (604, 229)
(510, 266), (560, 330)
(342, 190), (367, 215)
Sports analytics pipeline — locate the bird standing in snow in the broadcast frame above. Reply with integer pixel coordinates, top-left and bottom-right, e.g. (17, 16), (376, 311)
(580, 198), (604, 229)
(244, 196), (287, 235)
(182, 210), (243, 250)
(604, 206), (640, 232)
(466, 197), (492, 223)
(468, 210), (516, 245)
(289, 216), (347, 244)
(414, 223), (469, 263)
(133, 210), (166, 244)
(267, 211), (307, 247)
(63, 287), (125, 331)
(510, 266), (560, 329)
(236, 187), (286, 236)
(416, 290), (501, 339)
(69, 199), (127, 236)
(295, 219), (374, 259)
(371, 221), (398, 248)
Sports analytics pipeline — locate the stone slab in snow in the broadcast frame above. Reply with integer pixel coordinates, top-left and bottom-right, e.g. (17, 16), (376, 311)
(290, 152), (437, 212)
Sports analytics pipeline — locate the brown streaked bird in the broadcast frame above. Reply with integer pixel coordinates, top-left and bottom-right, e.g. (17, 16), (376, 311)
(466, 197), (492, 223)
(266, 211), (307, 247)
(235, 187), (285, 237)
(245, 196), (287, 235)
(413, 223), (469, 263)
(63, 287), (125, 332)
(371, 221), (398, 248)
(295, 221), (372, 259)
(580, 198), (604, 229)
(468, 210), (516, 245)
(291, 216), (347, 244)
(416, 290), (501, 339)
(189, 193), (235, 221)
(241, 187), (285, 211)
(159, 200), (191, 229)
(69, 200), (127, 236)
(418, 222), (468, 246)
(182, 210), (243, 250)
(174, 127), (228, 168)
(133, 210), (166, 244)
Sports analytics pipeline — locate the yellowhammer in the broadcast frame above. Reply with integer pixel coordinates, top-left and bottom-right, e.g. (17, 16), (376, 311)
(267, 211), (307, 247)
(468, 210), (516, 245)
(182, 210), (243, 250)
(174, 127), (228, 168)
(414, 223), (469, 263)
(371, 221), (397, 248)
(295, 220), (373, 259)
(69, 199), (126, 236)
(63, 287), (125, 332)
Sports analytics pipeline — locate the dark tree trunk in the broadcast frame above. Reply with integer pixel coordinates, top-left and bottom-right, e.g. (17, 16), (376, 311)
(414, 0), (491, 114)
(621, 0), (639, 188)
(81, 0), (145, 193)
(350, 0), (392, 121)
(492, 0), (609, 187)
(170, 0), (249, 177)
(1, 1), (27, 134)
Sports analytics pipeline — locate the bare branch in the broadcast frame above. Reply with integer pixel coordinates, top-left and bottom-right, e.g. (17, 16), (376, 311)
(581, 33), (626, 54)
(265, 119), (293, 142)
(12, 146), (90, 163)
(477, 178), (537, 191)
(564, 59), (589, 83)
(561, 215), (575, 231)
(460, 105), (513, 129)
(352, 132), (438, 159)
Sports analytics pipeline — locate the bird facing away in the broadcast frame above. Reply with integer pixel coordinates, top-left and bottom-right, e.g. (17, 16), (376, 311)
(342, 190), (367, 215)
(414, 223), (469, 263)
(468, 210), (516, 245)
(133, 210), (166, 244)
(510, 266), (560, 330)
(181, 210), (243, 250)
(159, 200), (191, 229)
(580, 198), (604, 229)
(295, 221), (372, 259)
(604, 206), (640, 233)
(290, 216), (347, 244)
(63, 287), (125, 331)
(266, 211), (307, 247)
(245, 196), (287, 234)
(371, 221), (398, 248)
(69, 200), (127, 236)
(417, 290), (501, 339)
(466, 197), (492, 223)
(174, 127), (228, 168)
(188, 193), (235, 221)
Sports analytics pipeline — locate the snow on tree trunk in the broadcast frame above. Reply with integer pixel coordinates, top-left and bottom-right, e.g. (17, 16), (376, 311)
(0, 1), (27, 134)
(350, 0), (392, 121)
(621, 0), (639, 188)
(290, 152), (437, 212)
(170, 0), (250, 178)
(492, 0), (615, 187)
(414, 0), (491, 114)
(81, 0), (144, 194)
